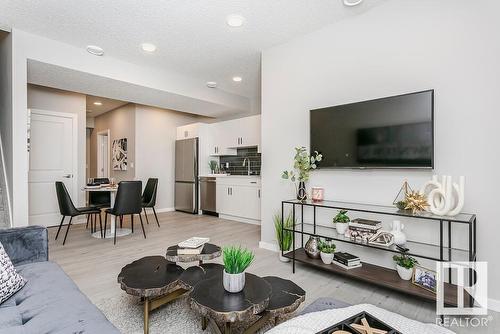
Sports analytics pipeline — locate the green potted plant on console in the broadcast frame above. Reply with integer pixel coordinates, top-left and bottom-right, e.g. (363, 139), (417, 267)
(282, 146), (322, 201)
(393, 249), (418, 280)
(333, 209), (350, 235)
(274, 213), (294, 263)
(319, 240), (336, 265)
(222, 246), (255, 293)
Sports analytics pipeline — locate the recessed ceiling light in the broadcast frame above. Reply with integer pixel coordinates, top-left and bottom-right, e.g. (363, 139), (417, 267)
(86, 45), (104, 56)
(93, 101), (102, 106)
(206, 81), (217, 88)
(232, 76), (242, 82)
(226, 14), (245, 27)
(343, 0), (363, 6)
(141, 43), (157, 52)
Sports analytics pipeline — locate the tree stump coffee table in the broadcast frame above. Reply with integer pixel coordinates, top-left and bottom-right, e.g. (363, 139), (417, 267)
(118, 256), (224, 334)
(190, 269), (306, 334)
(166, 243), (221, 265)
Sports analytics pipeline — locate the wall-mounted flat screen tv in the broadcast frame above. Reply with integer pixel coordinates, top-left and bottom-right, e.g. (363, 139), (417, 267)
(310, 90), (434, 169)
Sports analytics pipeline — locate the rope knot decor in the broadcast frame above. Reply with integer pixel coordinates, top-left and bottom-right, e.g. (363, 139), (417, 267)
(420, 175), (465, 216)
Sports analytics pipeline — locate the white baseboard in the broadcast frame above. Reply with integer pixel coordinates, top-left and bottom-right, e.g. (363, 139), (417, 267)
(154, 207), (175, 213)
(488, 298), (500, 312)
(259, 241), (279, 252)
(219, 214), (260, 226)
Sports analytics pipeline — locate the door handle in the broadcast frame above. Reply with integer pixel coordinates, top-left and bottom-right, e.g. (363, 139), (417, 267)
(62, 174), (73, 178)
(258, 189), (260, 198)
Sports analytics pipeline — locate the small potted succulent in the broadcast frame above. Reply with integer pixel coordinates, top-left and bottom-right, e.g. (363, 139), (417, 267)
(222, 246), (255, 293)
(333, 209), (350, 235)
(208, 160), (218, 174)
(393, 249), (418, 280)
(319, 240), (336, 265)
(273, 213), (294, 262)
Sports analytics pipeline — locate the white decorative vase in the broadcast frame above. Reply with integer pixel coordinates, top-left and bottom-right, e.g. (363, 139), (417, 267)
(336, 222), (349, 235)
(320, 252), (334, 265)
(279, 254), (290, 263)
(223, 270), (245, 293)
(391, 220), (406, 246)
(396, 265), (413, 281)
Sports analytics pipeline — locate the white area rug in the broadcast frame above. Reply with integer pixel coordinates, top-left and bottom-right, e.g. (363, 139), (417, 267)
(95, 294), (284, 334)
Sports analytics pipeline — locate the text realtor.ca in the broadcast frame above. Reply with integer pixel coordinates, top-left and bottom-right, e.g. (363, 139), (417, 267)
(435, 262), (491, 328)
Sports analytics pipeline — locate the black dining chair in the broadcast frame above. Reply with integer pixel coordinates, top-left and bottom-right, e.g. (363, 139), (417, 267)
(55, 182), (102, 245)
(86, 178), (111, 232)
(103, 181), (145, 244)
(142, 178), (160, 228)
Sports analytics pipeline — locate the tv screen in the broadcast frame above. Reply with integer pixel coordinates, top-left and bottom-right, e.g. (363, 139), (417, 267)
(310, 90), (434, 169)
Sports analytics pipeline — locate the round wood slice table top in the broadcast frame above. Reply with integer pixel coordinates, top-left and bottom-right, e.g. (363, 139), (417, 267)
(166, 243), (222, 263)
(262, 276), (306, 314)
(190, 272), (272, 323)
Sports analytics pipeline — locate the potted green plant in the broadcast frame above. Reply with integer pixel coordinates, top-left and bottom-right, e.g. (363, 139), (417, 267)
(208, 160), (218, 174)
(318, 240), (336, 265)
(333, 210), (350, 235)
(393, 249), (418, 280)
(273, 213), (294, 262)
(282, 147), (322, 201)
(222, 246), (255, 293)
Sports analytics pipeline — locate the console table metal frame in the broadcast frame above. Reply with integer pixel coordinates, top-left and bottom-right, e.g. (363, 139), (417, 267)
(281, 199), (477, 308)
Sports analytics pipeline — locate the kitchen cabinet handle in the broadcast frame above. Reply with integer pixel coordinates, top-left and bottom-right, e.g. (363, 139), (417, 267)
(250, 181), (257, 184)
(258, 189), (261, 198)
(240, 137), (243, 145)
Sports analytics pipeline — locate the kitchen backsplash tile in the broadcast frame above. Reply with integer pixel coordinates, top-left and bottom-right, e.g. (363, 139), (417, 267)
(218, 147), (261, 175)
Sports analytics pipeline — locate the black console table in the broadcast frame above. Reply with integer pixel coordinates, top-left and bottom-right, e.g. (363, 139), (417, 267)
(281, 199), (476, 307)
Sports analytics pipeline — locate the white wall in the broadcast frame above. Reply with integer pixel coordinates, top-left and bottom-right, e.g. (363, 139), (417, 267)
(134, 105), (205, 210)
(0, 31), (13, 225)
(27, 84), (86, 206)
(261, 0), (500, 302)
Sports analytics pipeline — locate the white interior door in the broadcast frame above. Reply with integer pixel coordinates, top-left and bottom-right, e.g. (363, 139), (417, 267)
(28, 110), (77, 227)
(97, 131), (110, 178)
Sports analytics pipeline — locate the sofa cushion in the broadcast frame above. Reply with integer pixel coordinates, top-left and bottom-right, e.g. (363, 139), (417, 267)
(0, 261), (119, 334)
(0, 242), (27, 305)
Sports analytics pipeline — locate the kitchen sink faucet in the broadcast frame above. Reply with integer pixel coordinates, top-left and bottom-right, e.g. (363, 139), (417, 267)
(242, 157), (251, 175)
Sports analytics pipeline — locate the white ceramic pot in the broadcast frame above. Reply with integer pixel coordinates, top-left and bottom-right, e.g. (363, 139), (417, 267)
(279, 254), (290, 263)
(223, 270), (245, 293)
(336, 222), (349, 235)
(396, 264), (413, 280)
(320, 252), (334, 265)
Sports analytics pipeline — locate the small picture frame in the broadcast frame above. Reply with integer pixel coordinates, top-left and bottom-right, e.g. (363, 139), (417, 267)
(412, 265), (437, 293)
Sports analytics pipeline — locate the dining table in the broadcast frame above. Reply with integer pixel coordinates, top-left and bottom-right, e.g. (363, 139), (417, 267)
(82, 185), (132, 239)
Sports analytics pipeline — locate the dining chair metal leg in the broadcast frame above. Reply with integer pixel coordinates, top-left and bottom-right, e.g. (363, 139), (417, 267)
(86, 214), (90, 229)
(120, 215), (123, 228)
(99, 213), (103, 238)
(104, 213), (108, 238)
(90, 214), (94, 233)
(139, 213), (146, 239)
(152, 207), (160, 228)
(143, 208), (150, 224)
(55, 216), (65, 240)
(114, 216), (117, 245)
(63, 217), (73, 245)
(131, 215), (134, 233)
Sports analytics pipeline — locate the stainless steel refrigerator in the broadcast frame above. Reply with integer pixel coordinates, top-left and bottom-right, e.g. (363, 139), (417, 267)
(174, 138), (198, 213)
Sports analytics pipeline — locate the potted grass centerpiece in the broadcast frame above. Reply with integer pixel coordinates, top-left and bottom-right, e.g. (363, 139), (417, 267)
(333, 209), (350, 235)
(274, 212), (294, 262)
(222, 246), (255, 293)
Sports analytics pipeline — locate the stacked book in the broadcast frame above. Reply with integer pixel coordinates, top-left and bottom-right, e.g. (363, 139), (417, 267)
(349, 218), (382, 233)
(332, 252), (362, 270)
(177, 237), (209, 255)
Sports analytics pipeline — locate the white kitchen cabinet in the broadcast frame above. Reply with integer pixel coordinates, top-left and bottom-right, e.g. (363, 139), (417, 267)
(216, 177), (261, 223)
(229, 115), (260, 149)
(209, 122), (237, 156)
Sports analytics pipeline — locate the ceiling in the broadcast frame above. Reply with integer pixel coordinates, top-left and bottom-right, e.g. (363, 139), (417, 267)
(85, 95), (128, 117)
(1, 0), (385, 100)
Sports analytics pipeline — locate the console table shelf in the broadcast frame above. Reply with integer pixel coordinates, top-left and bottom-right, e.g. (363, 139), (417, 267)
(281, 199), (477, 307)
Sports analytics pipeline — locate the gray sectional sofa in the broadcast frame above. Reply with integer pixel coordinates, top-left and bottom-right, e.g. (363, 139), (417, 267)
(0, 226), (119, 334)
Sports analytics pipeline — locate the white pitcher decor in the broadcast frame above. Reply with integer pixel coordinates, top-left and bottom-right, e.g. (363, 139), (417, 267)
(420, 175), (465, 216)
(391, 220), (406, 246)
(222, 246), (255, 293)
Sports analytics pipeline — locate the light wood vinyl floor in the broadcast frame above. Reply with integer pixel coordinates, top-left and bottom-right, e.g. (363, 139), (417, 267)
(47, 211), (498, 333)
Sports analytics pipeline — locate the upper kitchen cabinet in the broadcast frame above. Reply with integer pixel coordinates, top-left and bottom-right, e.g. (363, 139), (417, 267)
(209, 122), (237, 156)
(211, 115), (261, 155)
